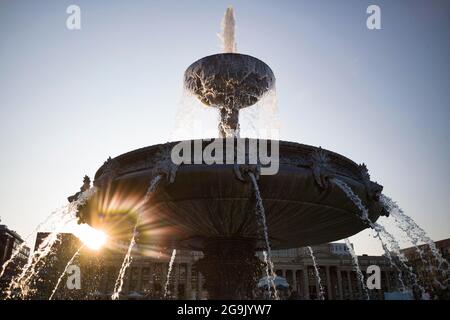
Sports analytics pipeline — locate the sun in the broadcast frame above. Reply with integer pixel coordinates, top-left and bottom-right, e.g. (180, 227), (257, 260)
(72, 224), (107, 250)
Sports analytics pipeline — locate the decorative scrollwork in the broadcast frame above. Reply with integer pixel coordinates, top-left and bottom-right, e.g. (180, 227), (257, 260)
(358, 163), (383, 201)
(309, 147), (333, 190)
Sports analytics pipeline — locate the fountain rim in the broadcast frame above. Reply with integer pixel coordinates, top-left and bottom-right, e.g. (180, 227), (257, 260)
(94, 139), (361, 180)
(184, 52), (275, 75)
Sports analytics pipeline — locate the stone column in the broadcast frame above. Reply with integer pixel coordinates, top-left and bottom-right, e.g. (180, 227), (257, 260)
(186, 263), (192, 299)
(292, 269), (297, 293)
(346, 270), (353, 299)
(197, 272), (203, 299)
(336, 268), (343, 300)
(137, 266), (143, 292)
(325, 266), (332, 300)
(303, 267), (310, 300)
(173, 264), (179, 298)
(149, 262), (154, 292)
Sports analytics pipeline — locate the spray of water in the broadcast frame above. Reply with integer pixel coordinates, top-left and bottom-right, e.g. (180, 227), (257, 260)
(163, 249), (177, 299)
(307, 246), (325, 300)
(218, 7), (236, 53)
(49, 245), (84, 300)
(5, 187), (98, 299)
(380, 194), (449, 286)
(239, 90), (280, 140)
(344, 238), (369, 300)
(0, 188), (96, 282)
(331, 178), (425, 297)
(0, 206), (66, 280)
(248, 172), (279, 300)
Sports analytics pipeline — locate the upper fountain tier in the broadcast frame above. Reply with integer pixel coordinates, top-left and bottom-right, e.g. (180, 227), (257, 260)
(184, 53), (275, 136)
(184, 53), (275, 109)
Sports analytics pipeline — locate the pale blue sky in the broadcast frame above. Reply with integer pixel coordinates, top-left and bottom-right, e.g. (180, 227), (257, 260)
(0, 0), (449, 254)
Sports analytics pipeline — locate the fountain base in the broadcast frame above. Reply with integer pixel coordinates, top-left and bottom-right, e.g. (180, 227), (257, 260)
(195, 238), (262, 299)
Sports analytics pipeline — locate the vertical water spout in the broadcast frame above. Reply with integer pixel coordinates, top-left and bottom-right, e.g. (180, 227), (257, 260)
(163, 249), (177, 299)
(307, 246), (325, 300)
(219, 7), (236, 53)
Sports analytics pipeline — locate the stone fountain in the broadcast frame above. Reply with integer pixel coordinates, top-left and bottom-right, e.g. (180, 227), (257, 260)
(72, 9), (388, 300)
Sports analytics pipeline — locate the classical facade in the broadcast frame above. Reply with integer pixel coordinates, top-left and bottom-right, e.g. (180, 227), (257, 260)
(268, 244), (396, 300)
(92, 242), (397, 300)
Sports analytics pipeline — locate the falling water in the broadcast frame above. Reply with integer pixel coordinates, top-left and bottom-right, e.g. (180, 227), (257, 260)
(0, 188), (95, 282)
(49, 245), (84, 300)
(240, 90), (281, 140)
(4, 187), (97, 299)
(145, 174), (163, 200)
(11, 187), (97, 299)
(381, 194), (449, 281)
(344, 238), (369, 300)
(111, 234), (136, 300)
(0, 206), (66, 279)
(331, 178), (425, 297)
(307, 246), (325, 300)
(248, 172), (279, 300)
(6, 231), (62, 299)
(163, 249), (177, 299)
(218, 7), (236, 53)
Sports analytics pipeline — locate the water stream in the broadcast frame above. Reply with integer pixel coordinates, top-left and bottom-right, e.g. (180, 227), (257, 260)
(307, 246), (325, 300)
(49, 245), (84, 300)
(331, 178), (425, 297)
(248, 172), (279, 300)
(163, 249), (177, 299)
(344, 238), (369, 300)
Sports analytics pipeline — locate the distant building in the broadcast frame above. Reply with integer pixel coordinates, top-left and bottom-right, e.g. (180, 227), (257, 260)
(23, 232), (449, 300)
(268, 244), (396, 300)
(329, 243), (351, 256)
(0, 224), (30, 294)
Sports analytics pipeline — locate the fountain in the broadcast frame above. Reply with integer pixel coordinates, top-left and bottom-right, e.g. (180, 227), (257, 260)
(71, 7), (389, 300)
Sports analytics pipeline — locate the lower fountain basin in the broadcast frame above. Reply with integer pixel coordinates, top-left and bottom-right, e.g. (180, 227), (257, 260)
(80, 140), (385, 250)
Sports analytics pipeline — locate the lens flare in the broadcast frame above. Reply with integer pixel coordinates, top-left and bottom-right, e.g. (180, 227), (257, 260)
(72, 224), (107, 250)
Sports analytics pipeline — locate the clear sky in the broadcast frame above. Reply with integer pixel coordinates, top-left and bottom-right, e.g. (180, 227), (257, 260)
(0, 0), (449, 255)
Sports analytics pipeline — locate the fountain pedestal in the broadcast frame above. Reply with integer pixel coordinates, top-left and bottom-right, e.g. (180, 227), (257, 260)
(194, 238), (262, 299)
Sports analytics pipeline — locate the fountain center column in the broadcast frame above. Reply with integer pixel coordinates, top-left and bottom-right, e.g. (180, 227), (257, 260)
(194, 238), (261, 299)
(218, 106), (240, 138)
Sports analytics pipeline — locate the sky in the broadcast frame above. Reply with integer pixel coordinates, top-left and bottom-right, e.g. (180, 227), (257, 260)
(0, 0), (449, 255)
